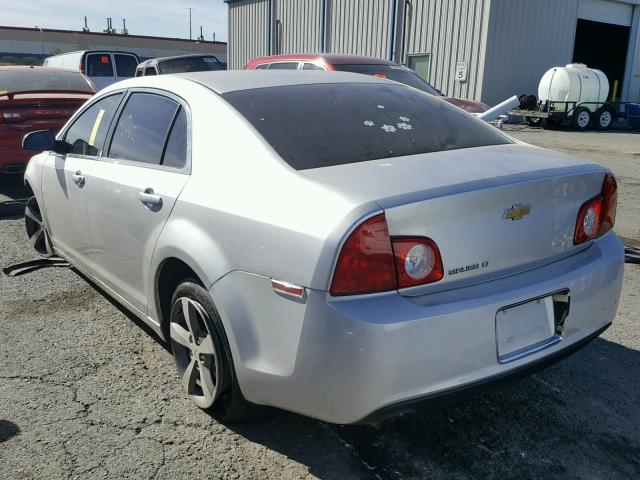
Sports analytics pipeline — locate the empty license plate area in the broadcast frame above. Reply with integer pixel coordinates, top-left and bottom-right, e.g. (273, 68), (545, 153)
(496, 290), (570, 364)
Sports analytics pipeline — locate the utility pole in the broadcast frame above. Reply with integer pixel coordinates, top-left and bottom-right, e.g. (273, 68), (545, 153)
(187, 8), (193, 40)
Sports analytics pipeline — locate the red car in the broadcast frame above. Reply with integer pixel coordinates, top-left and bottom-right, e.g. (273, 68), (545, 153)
(0, 66), (95, 174)
(246, 54), (489, 114)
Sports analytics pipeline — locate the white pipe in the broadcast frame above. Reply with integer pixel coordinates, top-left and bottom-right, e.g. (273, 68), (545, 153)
(479, 95), (520, 122)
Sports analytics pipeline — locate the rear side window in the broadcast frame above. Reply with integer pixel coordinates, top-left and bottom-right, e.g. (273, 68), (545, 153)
(223, 83), (511, 170)
(109, 93), (179, 165)
(0, 69), (93, 93)
(303, 63), (324, 70)
(267, 62), (299, 70)
(86, 54), (114, 77)
(162, 107), (188, 169)
(254, 64), (269, 70)
(63, 94), (123, 156)
(114, 54), (138, 77)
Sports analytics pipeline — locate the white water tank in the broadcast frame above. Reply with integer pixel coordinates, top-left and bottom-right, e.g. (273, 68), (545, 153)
(538, 64), (609, 112)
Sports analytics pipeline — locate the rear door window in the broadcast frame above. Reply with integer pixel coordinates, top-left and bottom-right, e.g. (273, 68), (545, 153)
(62, 93), (123, 156)
(114, 54), (138, 77)
(267, 62), (299, 70)
(108, 93), (179, 165)
(86, 54), (114, 77)
(223, 83), (511, 170)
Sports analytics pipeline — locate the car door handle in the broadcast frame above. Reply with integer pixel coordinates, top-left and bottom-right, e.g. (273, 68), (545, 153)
(138, 188), (163, 207)
(72, 171), (85, 187)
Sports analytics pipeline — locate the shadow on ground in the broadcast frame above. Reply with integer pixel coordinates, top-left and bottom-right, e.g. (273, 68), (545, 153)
(0, 420), (21, 444)
(229, 337), (640, 479)
(65, 256), (640, 480)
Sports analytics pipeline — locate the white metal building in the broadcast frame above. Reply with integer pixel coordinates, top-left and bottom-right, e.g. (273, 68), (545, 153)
(226, 0), (640, 105)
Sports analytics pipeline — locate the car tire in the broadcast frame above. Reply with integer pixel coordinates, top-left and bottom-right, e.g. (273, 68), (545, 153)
(24, 196), (54, 257)
(571, 107), (591, 131)
(169, 279), (260, 423)
(593, 105), (615, 131)
(526, 116), (543, 128)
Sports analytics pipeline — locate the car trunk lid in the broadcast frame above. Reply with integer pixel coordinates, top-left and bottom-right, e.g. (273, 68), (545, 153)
(301, 143), (606, 294)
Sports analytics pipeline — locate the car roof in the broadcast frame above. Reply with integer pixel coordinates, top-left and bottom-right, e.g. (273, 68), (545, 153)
(249, 54), (397, 66)
(173, 70), (391, 94)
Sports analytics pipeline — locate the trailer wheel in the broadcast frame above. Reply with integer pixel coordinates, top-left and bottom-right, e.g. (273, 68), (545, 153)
(593, 106), (615, 130)
(571, 107), (591, 131)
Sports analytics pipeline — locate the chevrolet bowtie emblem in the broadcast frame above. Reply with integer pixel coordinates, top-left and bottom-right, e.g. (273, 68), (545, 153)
(504, 204), (532, 221)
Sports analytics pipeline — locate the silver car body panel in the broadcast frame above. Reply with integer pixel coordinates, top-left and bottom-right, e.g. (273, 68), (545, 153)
(24, 71), (624, 423)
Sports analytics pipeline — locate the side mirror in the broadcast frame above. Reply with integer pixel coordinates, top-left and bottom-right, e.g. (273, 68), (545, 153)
(22, 130), (69, 154)
(23, 130), (56, 151)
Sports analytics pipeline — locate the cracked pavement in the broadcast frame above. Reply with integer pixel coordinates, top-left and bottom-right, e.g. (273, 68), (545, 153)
(1, 128), (639, 479)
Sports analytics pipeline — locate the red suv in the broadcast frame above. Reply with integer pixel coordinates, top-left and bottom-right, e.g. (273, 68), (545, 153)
(246, 54), (489, 114)
(0, 66), (95, 174)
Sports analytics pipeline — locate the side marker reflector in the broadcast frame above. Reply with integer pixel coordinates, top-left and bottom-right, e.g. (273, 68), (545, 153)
(271, 279), (305, 298)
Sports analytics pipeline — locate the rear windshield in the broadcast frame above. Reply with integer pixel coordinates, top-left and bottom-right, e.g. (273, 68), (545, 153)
(0, 69), (93, 93)
(159, 56), (224, 74)
(332, 64), (441, 96)
(223, 83), (510, 170)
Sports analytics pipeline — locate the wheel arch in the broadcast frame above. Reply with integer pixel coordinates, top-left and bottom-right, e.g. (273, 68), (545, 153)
(154, 256), (206, 341)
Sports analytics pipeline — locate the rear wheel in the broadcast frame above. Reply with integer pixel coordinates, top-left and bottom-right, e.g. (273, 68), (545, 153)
(593, 106), (615, 130)
(571, 107), (591, 131)
(169, 280), (258, 422)
(24, 197), (54, 257)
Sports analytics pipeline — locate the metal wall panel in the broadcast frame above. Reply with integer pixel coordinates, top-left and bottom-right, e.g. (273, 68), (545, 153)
(274, 0), (323, 54)
(327, 0), (394, 59)
(401, 0), (492, 101)
(481, 0), (580, 105)
(228, 0), (270, 69)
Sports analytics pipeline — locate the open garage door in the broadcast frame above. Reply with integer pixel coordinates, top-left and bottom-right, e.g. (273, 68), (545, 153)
(573, 0), (632, 101)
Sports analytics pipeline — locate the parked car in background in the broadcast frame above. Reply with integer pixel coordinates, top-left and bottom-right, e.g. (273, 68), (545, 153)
(246, 54), (489, 114)
(135, 54), (226, 76)
(0, 66), (94, 174)
(43, 50), (139, 90)
(22, 71), (622, 424)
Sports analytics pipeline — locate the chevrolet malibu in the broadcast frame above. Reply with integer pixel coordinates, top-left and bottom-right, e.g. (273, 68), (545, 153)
(22, 71), (624, 424)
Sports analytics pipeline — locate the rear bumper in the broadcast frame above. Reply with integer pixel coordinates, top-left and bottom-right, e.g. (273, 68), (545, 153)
(211, 233), (624, 424)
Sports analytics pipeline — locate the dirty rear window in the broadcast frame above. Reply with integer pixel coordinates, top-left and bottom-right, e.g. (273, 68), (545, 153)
(0, 69), (94, 93)
(223, 83), (510, 170)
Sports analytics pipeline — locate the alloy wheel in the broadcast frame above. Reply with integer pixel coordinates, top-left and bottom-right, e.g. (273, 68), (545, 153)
(24, 197), (54, 257)
(170, 297), (222, 408)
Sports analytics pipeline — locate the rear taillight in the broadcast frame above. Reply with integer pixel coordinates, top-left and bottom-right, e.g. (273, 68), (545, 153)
(330, 214), (396, 296)
(573, 174), (617, 245)
(600, 174), (617, 235)
(330, 214), (444, 296)
(80, 61), (85, 74)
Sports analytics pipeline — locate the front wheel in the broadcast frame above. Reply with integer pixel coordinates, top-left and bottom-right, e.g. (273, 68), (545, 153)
(24, 197), (54, 257)
(169, 280), (258, 422)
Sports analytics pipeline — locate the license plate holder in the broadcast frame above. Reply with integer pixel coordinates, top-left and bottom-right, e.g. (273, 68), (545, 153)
(496, 295), (558, 364)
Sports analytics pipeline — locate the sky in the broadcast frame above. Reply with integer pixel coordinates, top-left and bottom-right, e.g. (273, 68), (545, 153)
(0, 0), (228, 41)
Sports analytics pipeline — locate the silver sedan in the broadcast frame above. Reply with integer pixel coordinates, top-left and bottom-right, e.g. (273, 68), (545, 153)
(22, 71), (624, 424)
